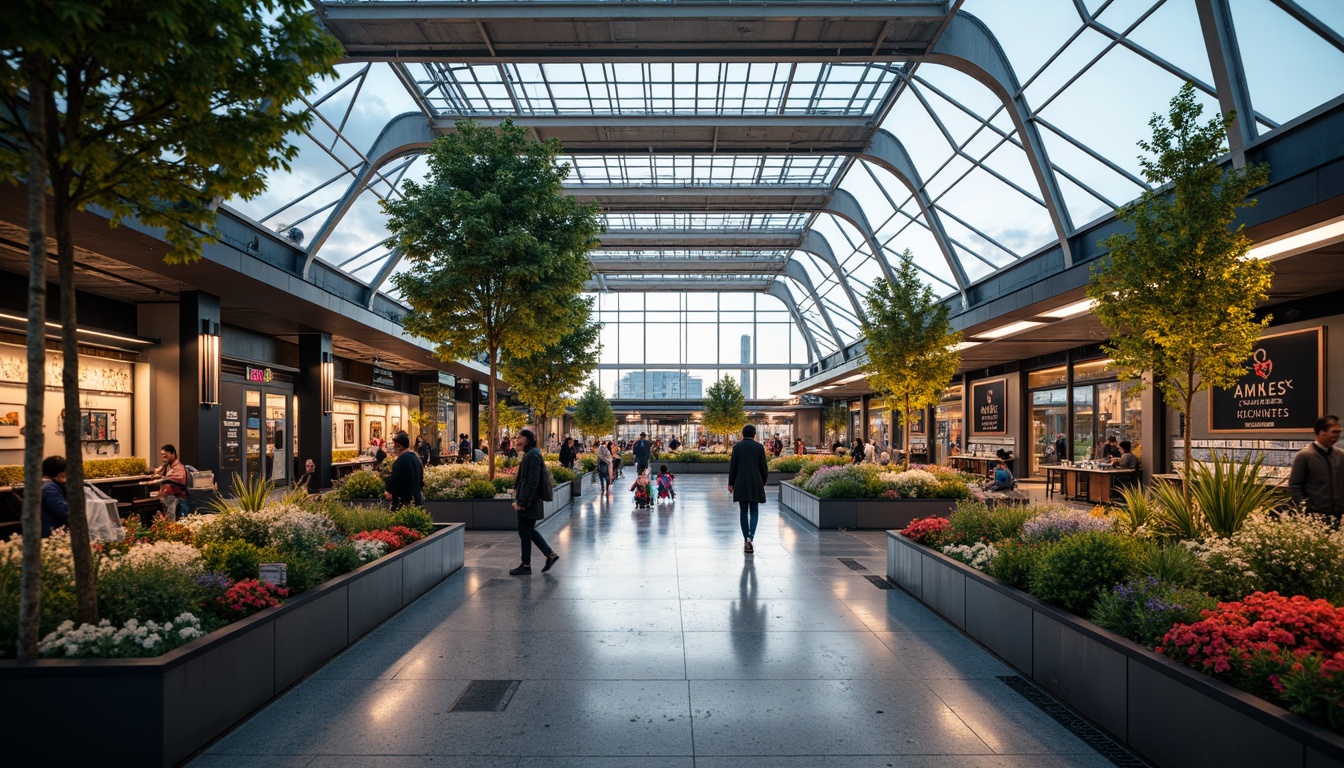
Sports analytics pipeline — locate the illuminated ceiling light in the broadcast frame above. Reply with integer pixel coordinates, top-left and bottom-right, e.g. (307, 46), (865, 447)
(819, 385), (839, 390)
(953, 341), (981, 351)
(1037, 298), (1096, 319)
(835, 373), (866, 384)
(1247, 215), (1344, 261)
(974, 320), (1046, 340)
(0, 312), (155, 345)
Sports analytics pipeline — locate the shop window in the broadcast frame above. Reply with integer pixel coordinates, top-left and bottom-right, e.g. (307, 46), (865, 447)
(1027, 365), (1066, 389)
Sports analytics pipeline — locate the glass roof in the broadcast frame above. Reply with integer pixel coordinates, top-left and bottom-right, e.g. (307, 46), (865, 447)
(226, 0), (1344, 369)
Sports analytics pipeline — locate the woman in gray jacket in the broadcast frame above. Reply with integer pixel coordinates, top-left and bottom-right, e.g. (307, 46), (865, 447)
(510, 429), (560, 575)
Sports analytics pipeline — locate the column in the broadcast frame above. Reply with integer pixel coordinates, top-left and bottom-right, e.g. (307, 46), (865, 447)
(298, 333), (333, 491)
(177, 291), (221, 472)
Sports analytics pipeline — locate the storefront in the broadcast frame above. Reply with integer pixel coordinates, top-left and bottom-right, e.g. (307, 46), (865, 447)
(1025, 356), (1142, 478)
(219, 363), (296, 488)
(333, 384), (416, 454)
(933, 384), (964, 463)
(866, 396), (889, 452)
(0, 340), (146, 468)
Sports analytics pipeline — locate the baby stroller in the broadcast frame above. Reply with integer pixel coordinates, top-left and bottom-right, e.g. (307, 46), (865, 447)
(631, 478), (653, 509)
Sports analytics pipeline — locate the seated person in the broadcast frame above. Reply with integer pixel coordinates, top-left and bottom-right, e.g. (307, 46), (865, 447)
(41, 455), (70, 537)
(1108, 440), (1139, 470)
(1100, 435), (1122, 461)
(986, 459), (1016, 492)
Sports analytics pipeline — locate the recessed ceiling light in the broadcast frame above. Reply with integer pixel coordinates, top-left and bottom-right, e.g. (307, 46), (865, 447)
(835, 373), (866, 384)
(1247, 215), (1344, 261)
(1037, 298), (1096, 319)
(974, 320), (1046, 340)
(953, 341), (981, 351)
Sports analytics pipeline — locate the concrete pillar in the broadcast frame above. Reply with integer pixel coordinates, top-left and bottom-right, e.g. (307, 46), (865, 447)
(176, 292), (220, 472)
(297, 333), (333, 491)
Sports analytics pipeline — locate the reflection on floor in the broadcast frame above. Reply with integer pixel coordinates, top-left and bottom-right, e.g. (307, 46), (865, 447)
(189, 476), (1113, 768)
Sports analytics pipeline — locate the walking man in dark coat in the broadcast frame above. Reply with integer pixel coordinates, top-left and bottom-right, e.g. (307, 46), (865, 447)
(509, 428), (560, 575)
(633, 432), (653, 474)
(728, 424), (770, 554)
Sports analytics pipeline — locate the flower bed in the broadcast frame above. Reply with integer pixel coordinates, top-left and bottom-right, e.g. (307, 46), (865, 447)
(888, 493), (1344, 754)
(1, 522), (465, 767)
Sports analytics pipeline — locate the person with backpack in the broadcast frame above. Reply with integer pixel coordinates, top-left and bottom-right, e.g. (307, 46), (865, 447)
(383, 432), (424, 510)
(509, 429), (559, 575)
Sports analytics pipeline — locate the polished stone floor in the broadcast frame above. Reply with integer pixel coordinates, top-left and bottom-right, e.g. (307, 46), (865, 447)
(190, 476), (1111, 768)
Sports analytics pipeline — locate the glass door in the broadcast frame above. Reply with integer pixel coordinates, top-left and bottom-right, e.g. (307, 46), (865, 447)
(266, 392), (289, 484)
(1031, 388), (1068, 477)
(1072, 387), (1095, 462)
(244, 390), (263, 485)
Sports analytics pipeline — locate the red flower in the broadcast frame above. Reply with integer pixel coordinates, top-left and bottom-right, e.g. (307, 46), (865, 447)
(902, 516), (951, 545)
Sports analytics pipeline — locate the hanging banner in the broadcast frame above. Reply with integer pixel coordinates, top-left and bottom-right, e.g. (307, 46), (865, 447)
(971, 378), (1007, 435)
(1209, 327), (1323, 433)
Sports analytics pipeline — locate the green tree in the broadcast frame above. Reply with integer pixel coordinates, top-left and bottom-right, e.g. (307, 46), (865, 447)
(823, 405), (849, 447)
(1086, 83), (1272, 501)
(483, 405), (527, 436)
(0, 0), (339, 648)
(385, 120), (602, 479)
(703, 376), (748, 443)
(861, 250), (962, 468)
(573, 382), (615, 442)
(500, 296), (601, 448)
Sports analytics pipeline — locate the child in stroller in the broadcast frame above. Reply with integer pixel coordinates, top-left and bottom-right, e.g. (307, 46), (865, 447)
(631, 468), (653, 509)
(655, 464), (676, 503)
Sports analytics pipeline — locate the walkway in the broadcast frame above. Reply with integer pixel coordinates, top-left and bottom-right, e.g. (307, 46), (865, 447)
(190, 476), (1113, 768)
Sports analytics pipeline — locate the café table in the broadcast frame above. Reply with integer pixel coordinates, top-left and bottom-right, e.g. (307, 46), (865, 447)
(1045, 465), (1138, 504)
(948, 454), (1014, 480)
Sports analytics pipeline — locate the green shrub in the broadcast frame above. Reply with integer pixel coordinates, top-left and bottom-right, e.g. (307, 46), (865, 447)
(816, 478), (868, 499)
(934, 477), (975, 500)
(194, 510), (273, 549)
(1187, 454), (1286, 538)
(0, 538), (80, 657)
(331, 449), (360, 463)
(579, 456), (598, 472)
(947, 501), (996, 545)
(464, 480), (498, 499)
(1138, 542), (1202, 587)
(202, 540), (267, 582)
(767, 455), (810, 472)
(97, 562), (201, 625)
(279, 552), (325, 594)
(492, 477), (515, 494)
(987, 539), (1045, 589)
(321, 503), (392, 535)
(550, 466), (577, 484)
(387, 506), (435, 537)
(991, 504), (1038, 541)
(1090, 577), (1217, 648)
(338, 469), (386, 500)
(1029, 532), (1143, 614)
(0, 457), (151, 485)
(321, 543), (362, 579)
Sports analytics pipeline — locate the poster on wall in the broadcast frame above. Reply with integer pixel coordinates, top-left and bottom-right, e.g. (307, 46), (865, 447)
(342, 420), (355, 446)
(1209, 327), (1324, 433)
(971, 378), (1007, 435)
(369, 420), (383, 442)
(0, 405), (20, 438)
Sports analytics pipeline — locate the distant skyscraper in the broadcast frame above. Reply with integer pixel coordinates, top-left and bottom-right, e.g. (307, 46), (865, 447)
(740, 334), (752, 399)
(616, 371), (704, 399)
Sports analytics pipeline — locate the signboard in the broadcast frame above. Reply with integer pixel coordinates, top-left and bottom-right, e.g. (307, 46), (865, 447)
(245, 366), (274, 384)
(219, 397), (242, 471)
(438, 372), (456, 387)
(971, 378), (1007, 435)
(800, 394), (824, 406)
(1209, 327), (1323, 433)
(373, 365), (395, 389)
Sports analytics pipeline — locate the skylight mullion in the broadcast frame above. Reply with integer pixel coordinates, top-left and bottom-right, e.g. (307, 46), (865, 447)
(1028, 2), (1167, 118)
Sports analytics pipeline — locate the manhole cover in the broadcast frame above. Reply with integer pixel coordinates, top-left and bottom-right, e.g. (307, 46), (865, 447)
(449, 680), (520, 712)
(838, 558), (868, 571)
(864, 575), (894, 590)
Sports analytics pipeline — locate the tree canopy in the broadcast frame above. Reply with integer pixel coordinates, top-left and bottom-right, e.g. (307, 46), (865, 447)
(573, 383), (616, 440)
(385, 119), (602, 477)
(1086, 82), (1271, 488)
(500, 296), (601, 447)
(703, 376), (748, 441)
(861, 250), (961, 467)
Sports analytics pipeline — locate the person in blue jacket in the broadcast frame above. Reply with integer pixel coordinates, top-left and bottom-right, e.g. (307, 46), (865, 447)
(40, 455), (69, 537)
(988, 459), (1016, 492)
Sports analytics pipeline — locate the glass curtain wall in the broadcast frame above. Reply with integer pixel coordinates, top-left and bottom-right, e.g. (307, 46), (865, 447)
(1027, 359), (1142, 476)
(592, 292), (810, 400)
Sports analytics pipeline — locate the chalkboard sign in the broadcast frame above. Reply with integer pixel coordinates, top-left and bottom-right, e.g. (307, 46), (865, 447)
(971, 378), (1007, 435)
(1209, 327), (1323, 433)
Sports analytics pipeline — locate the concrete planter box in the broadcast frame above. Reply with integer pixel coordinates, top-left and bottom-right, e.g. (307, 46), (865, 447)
(886, 531), (1344, 768)
(573, 470), (598, 496)
(2, 524), (466, 768)
(767, 471), (797, 486)
(659, 461), (731, 474)
(778, 481), (957, 529)
(424, 480), (573, 530)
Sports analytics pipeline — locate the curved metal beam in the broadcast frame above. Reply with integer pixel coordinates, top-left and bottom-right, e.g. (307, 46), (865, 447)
(865, 129), (970, 300)
(799, 230), (867, 324)
(925, 12), (1076, 267)
(765, 283), (823, 363)
(782, 261), (845, 352)
(303, 112), (434, 278)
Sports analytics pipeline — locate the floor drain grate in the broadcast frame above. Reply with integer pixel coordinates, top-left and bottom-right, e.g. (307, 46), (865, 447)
(997, 676), (1148, 767)
(838, 558), (868, 571)
(864, 575), (894, 589)
(449, 680), (520, 712)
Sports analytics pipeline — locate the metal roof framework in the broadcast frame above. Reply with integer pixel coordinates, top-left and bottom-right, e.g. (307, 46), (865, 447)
(231, 0), (1344, 373)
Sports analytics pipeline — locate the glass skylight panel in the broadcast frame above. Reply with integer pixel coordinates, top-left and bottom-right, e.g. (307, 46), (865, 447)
(406, 61), (899, 117)
(1232, 0), (1344, 124)
(601, 213), (811, 230)
(562, 155), (844, 187)
(593, 250), (791, 261)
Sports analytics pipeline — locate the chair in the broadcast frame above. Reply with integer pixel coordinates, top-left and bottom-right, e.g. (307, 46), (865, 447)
(1073, 472), (1091, 502)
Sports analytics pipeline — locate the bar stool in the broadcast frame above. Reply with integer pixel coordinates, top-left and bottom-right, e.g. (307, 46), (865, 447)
(1074, 472), (1091, 502)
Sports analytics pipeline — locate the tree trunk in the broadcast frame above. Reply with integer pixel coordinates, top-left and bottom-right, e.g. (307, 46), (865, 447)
(903, 395), (913, 468)
(54, 200), (98, 625)
(487, 349), (497, 481)
(17, 69), (50, 659)
(1182, 382), (1195, 512)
